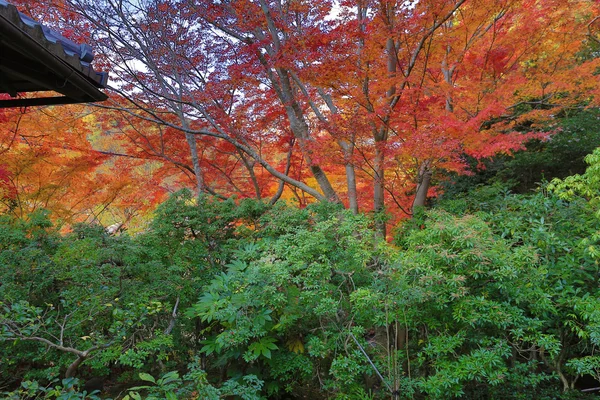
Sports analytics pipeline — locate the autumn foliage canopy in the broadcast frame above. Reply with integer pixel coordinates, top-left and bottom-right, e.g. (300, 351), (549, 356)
(1, 0), (600, 232)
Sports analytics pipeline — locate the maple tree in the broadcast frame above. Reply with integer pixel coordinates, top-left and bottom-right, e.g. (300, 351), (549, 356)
(0, 104), (163, 229)
(9, 0), (600, 235)
(0, 107), (16, 207)
(310, 0), (600, 231)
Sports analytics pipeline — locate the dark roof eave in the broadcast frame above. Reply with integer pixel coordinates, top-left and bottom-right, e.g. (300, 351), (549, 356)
(0, 2), (108, 107)
(0, 95), (104, 108)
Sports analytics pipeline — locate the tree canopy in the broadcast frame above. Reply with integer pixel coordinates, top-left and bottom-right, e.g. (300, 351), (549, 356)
(2, 0), (598, 232)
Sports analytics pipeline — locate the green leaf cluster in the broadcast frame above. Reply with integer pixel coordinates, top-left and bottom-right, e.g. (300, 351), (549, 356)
(5, 179), (600, 398)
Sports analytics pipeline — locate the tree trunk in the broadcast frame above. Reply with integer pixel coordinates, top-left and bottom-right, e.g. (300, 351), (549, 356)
(270, 139), (294, 205)
(371, 32), (398, 238)
(65, 355), (86, 378)
(337, 138), (358, 214)
(276, 68), (340, 203)
(176, 111), (204, 197)
(238, 150), (262, 200)
(309, 165), (339, 202)
(345, 162), (358, 214)
(373, 140), (386, 238)
(184, 132), (204, 195)
(412, 163), (432, 213)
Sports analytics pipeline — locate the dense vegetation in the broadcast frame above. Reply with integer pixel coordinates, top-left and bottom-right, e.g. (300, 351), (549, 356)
(3, 120), (600, 398)
(1, 0), (600, 398)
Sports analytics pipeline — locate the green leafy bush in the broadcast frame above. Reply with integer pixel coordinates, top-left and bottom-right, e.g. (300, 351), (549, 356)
(4, 184), (600, 398)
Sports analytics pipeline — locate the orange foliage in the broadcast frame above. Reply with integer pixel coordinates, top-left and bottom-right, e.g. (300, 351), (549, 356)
(0, 105), (167, 229)
(2, 0), (599, 232)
